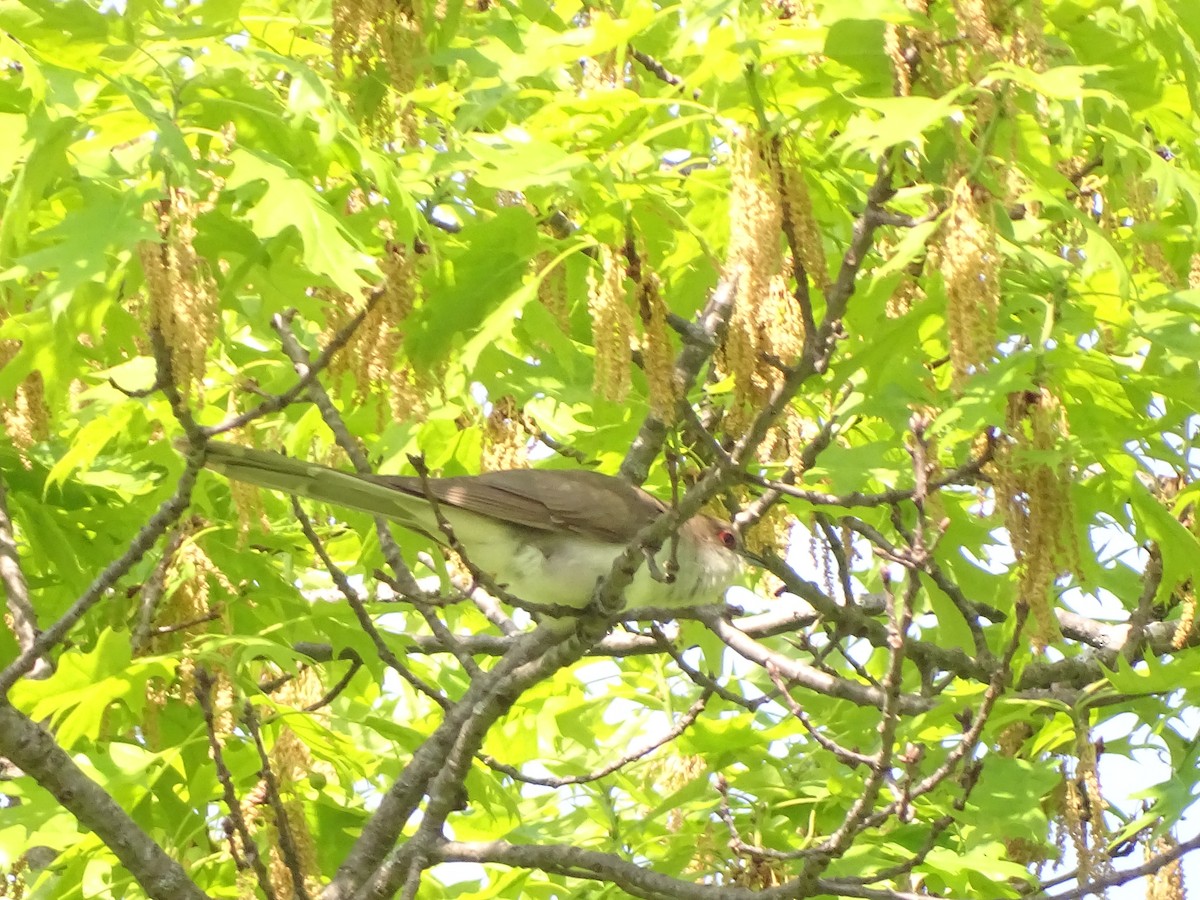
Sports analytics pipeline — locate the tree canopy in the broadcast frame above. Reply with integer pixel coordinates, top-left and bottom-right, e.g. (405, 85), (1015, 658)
(2, 0), (1200, 898)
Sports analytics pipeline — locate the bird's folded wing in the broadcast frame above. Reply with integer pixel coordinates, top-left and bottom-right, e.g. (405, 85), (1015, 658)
(202, 442), (669, 545)
(372, 469), (666, 544)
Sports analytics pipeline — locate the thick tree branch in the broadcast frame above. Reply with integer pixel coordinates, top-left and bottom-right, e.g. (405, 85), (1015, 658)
(322, 625), (573, 899)
(362, 625), (599, 898)
(434, 837), (780, 900)
(0, 701), (210, 900)
(434, 836), (957, 900)
(1037, 826), (1200, 900)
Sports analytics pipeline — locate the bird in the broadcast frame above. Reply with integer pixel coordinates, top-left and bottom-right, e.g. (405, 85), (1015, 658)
(198, 442), (744, 612)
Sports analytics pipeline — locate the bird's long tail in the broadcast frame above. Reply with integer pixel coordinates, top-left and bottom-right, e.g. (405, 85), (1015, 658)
(201, 441), (426, 528)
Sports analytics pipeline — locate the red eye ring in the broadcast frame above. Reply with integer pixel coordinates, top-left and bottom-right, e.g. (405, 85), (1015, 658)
(718, 529), (737, 550)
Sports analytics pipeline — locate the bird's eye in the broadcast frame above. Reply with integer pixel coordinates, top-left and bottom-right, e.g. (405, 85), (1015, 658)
(718, 529), (737, 550)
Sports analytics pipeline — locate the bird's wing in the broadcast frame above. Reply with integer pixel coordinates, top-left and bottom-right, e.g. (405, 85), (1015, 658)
(372, 469), (666, 544)
(202, 442), (667, 545)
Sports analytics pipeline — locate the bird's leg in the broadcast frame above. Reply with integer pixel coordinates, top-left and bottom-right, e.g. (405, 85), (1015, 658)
(643, 544), (677, 584)
(405, 455), (595, 618)
(665, 532), (680, 582)
(664, 451), (683, 582)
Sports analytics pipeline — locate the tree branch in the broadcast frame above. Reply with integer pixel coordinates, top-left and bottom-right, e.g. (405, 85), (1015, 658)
(0, 456), (202, 694)
(195, 668), (276, 900)
(291, 498), (451, 710)
(479, 689), (712, 787)
(244, 701), (313, 900)
(322, 626), (574, 899)
(270, 312), (482, 678)
(0, 476), (49, 679)
(205, 288), (387, 438)
(0, 701), (210, 900)
(620, 278), (736, 485)
(698, 606), (931, 714)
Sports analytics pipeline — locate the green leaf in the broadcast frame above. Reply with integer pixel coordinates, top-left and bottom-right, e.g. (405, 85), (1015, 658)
(406, 207), (539, 368)
(224, 147), (371, 289)
(11, 629), (174, 750)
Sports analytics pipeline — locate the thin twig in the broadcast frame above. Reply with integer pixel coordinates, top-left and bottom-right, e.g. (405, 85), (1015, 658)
(471, 593), (521, 636)
(767, 133), (818, 343)
(620, 277), (736, 485)
(649, 623), (774, 711)
(205, 290), (386, 437)
(131, 526), (189, 654)
(150, 609), (223, 636)
(842, 515), (1006, 627)
(0, 477), (49, 679)
(729, 157), (897, 471)
(271, 314), (481, 676)
(744, 429), (996, 510)
(1032, 824), (1200, 899)
(716, 772), (822, 861)
(479, 690), (712, 787)
(149, 324), (205, 444)
(195, 668), (276, 900)
(0, 457), (202, 694)
(628, 45), (691, 94)
(804, 571), (917, 870)
(291, 498), (451, 711)
(767, 665), (874, 769)
(243, 702), (313, 900)
(532, 429), (591, 464)
(108, 375), (162, 398)
(2, 318), (207, 689)
(813, 513), (856, 606)
(735, 413), (840, 537)
(303, 659), (362, 712)
(851, 605), (1029, 838)
(698, 607), (930, 714)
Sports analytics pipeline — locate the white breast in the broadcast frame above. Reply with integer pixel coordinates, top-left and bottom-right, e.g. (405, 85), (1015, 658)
(431, 509), (738, 612)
